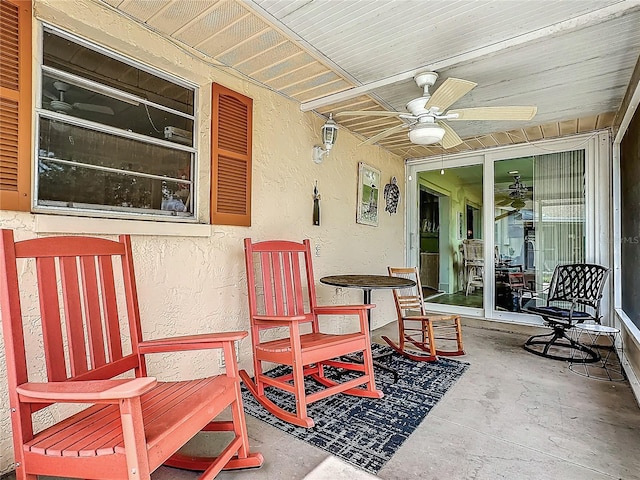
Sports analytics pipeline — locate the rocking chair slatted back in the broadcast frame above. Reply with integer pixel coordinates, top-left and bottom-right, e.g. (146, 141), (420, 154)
(546, 263), (610, 313)
(3, 233), (143, 396)
(246, 239), (316, 320)
(388, 267), (425, 314)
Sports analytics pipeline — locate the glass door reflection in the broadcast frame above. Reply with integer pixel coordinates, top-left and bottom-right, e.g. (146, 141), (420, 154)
(418, 165), (483, 309)
(493, 151), (585, 314)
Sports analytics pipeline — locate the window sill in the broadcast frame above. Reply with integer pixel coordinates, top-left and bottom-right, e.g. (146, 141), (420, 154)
(35, 214), (211, 237)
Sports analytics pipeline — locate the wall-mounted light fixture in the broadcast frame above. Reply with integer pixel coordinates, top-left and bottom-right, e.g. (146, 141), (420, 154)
(312, 114), (338, 164)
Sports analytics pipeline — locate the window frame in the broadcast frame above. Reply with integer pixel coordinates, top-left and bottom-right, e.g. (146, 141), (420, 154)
(34, 24), (200, 222)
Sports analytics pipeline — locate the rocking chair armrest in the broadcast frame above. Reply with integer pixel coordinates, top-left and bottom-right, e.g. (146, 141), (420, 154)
(16, 378), (157, 403)
(313, 304), (375, 315)
(138, 331), (248, 354)
(253, 314), (308, 323)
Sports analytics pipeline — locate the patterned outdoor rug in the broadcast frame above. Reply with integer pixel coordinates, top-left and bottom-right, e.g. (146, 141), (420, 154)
(240, 344), (469, 474)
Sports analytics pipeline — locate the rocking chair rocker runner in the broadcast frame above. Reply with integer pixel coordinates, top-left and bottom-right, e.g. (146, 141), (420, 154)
(522, 263), (610, 362)
(0, 230), (263, 480)
(384, 267), (465, 361)
(240, 239), (383, 428)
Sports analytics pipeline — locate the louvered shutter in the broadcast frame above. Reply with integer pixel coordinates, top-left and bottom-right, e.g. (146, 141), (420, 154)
(0, 0), (31, 211)
(211, 83), (252, 226)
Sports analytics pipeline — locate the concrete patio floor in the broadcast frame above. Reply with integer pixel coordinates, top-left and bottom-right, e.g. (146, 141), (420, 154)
(4, 321), (639, 480)
(214, 320), (640, 480)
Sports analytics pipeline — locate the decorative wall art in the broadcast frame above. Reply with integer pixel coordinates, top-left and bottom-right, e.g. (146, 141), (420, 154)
(356, 162), (380, 226)
(383, 176), (400, 215)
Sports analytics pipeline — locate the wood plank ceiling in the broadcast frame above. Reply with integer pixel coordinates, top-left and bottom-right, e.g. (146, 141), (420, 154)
(101, 0), (640, 159)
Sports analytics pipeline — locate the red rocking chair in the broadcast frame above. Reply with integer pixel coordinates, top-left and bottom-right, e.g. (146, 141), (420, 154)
(240, 238), (383, 428)
(0, 230), (263, 480)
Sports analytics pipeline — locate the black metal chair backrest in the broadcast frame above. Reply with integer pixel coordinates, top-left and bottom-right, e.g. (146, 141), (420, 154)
(546, 263), (609, 312)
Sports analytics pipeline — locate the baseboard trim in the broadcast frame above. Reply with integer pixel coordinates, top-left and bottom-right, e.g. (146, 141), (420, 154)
(461, 316), (547, 336)
(621, 349), (640, 408)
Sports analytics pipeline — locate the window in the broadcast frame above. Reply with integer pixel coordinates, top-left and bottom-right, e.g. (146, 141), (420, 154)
(36, 27), (197, 219)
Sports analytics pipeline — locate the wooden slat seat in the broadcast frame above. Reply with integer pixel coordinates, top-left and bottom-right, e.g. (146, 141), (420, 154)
(255, 332), (364, 354)
(0, 230), (263, 480)
(25, 376), (236, 458)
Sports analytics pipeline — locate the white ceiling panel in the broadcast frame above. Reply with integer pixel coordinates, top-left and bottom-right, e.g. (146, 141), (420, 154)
(101, 0), (640, 159)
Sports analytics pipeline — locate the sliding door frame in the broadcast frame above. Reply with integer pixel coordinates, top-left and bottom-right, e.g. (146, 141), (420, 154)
(405, 131), (611, 325)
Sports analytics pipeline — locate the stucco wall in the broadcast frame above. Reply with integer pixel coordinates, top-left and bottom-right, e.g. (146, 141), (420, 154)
(0, 0), (405, 473)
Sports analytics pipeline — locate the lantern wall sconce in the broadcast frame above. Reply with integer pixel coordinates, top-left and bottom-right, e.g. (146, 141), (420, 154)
(312, 114), (338, 164)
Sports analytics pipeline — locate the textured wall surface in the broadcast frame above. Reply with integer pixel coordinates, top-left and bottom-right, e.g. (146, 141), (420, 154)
(0, 0), (405, 473)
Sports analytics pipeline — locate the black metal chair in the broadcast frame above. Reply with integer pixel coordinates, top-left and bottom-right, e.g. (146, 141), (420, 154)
(522, 263), (610, 362)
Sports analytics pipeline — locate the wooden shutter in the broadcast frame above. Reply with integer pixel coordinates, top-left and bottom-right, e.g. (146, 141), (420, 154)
(0, 0), (31, 211)
(211, 83), (252, 226)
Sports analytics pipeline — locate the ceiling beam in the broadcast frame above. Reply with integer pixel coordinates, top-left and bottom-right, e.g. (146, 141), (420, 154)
(613, 50), (640, 141)
(300, 2), (639, 112)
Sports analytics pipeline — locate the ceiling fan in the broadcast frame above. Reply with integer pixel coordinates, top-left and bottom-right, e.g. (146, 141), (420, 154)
(497, 175), (531, 206)
(44, 81), (115, 116)
(495, 175), (531, 220)
(334, 72), (537, 149)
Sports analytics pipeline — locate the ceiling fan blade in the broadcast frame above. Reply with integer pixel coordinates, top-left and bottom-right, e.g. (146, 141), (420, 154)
(73, 103), (114, 115)
(43, 90), (57, 101)
(424, 78), (476, 112)
(495, 209), (518, 221)
(497, 198), (512, 206)
(335, 110), (399, 118)
(439, 121), (463, 149)
(361, 123), (407, 145)
(448, 106), (537, 121)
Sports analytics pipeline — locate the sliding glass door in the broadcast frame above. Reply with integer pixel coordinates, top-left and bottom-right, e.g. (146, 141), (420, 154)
(493, 151), (586, 313)
(411, 164), (484, 313)
(405, 132), (609, 323)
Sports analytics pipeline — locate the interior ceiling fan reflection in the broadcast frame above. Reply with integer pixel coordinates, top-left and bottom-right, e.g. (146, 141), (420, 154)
(44, 81), (114, 116)
(497, 175), (530, 206)
(495, 175), (531, 220)
(333, 71), (537, 148)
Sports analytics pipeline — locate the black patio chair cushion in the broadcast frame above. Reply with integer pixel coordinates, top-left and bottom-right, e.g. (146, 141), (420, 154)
(525, 305), (592, 320)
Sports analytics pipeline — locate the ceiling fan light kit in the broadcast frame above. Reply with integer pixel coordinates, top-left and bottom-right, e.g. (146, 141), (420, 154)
(409, 123), (446, 145)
